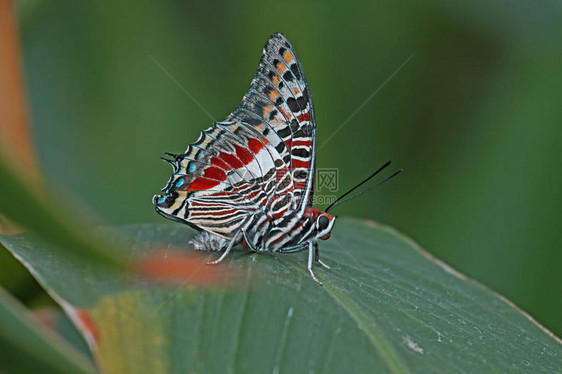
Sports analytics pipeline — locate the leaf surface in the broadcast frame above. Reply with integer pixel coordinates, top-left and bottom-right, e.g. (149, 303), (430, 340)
(0, 287), (96, 374)
(1, 218), (560, 373)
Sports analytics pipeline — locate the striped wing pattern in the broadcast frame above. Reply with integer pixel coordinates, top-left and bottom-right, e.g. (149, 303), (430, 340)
(154, 33), (316, 244)
(225, 33), (316, 213)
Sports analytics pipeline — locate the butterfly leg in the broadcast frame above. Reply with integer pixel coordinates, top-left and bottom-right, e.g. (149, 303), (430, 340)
(308, 241), (323, 286)
(207, 229), (242, 265)
(314, 242), (331, 269)
(189, 231), (228, 251)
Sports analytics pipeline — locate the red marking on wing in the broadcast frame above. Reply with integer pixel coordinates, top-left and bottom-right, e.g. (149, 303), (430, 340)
(219, 153), (244, 169)
(191, 209), (237, 216)
(231, 186), (261, 201)
(235, 145), (254, 164)
(294, 181), (306, 190)
(211, 156), (231, 171)
(297, 112), (310, 122)
(292, 140), (311, 147)
(186, 177), (220, 191)
(269, 232), (287, 245)
(273, 211), (286, 219)
(304, 207), (321, 219)
(247, 138), (264, 154)
(278, 107), (290, 120)
(246, 190), (261, 200)
(291, 160), (310, 169)
(202, 192), (230, 197)
(284, 139), (293, 150)
(203, 166), (227, 181)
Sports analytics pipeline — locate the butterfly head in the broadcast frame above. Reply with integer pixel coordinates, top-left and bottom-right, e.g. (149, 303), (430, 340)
(316, 212), (337, 240)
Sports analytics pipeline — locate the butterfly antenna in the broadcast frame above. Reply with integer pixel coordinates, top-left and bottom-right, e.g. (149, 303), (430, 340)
(326, 163), (402, 213)
(325, 161), (391, 212)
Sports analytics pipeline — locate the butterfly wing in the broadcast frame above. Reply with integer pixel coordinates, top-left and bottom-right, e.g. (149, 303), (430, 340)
(154, 122), (285, 238)
(226, 33), (317, 214)
(154, 33), (316, 239)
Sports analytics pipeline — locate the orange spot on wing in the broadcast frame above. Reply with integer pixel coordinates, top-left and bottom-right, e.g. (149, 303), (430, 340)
(276, 63), (287, 74)
(278, 107), (290, 120)
(263, 104), (274, 118)
(272, 75), (281, 86)
(269, 90), (279, 101)
(254, 122), (267, 133)
(283, 50), (294, 63)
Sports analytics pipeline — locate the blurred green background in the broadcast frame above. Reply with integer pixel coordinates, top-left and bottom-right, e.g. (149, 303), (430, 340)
(2, 0), (561, 337)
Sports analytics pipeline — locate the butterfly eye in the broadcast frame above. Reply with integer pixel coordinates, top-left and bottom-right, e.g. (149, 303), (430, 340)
(317, 215), (330, 231)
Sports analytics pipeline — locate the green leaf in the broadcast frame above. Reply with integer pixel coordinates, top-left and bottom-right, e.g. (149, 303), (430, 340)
(0, 286), (97, 374)
(1, 218), (561, 373)
(0, 158), (125, 270)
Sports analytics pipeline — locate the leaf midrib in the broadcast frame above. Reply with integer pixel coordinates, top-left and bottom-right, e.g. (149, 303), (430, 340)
(276, 255), (411, 374)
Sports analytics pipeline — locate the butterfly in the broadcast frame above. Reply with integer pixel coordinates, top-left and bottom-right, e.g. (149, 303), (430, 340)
(153, 33), (401, 285)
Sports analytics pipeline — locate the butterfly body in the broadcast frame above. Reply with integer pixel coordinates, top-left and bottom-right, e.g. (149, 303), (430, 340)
(187, 205), (334, 254)
(154, 33), (337, 284)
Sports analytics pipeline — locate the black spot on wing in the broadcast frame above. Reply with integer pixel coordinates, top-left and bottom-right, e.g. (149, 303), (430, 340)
(290, 64), (301, 80)
(297, 96), (307, 110)
(293, 128), (307, 139)
(290, 119), (299, 131)
(277, 126), (291, 138)
(287, 97), (300, 113)
(291, 148), (310, 158)
(277, 175), (292, 190)
(294, 170), (308, 179)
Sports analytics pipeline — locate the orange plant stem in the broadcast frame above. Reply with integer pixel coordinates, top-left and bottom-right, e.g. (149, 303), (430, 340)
(0, 0), (39, 183)
(0, 0), (40, 233)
